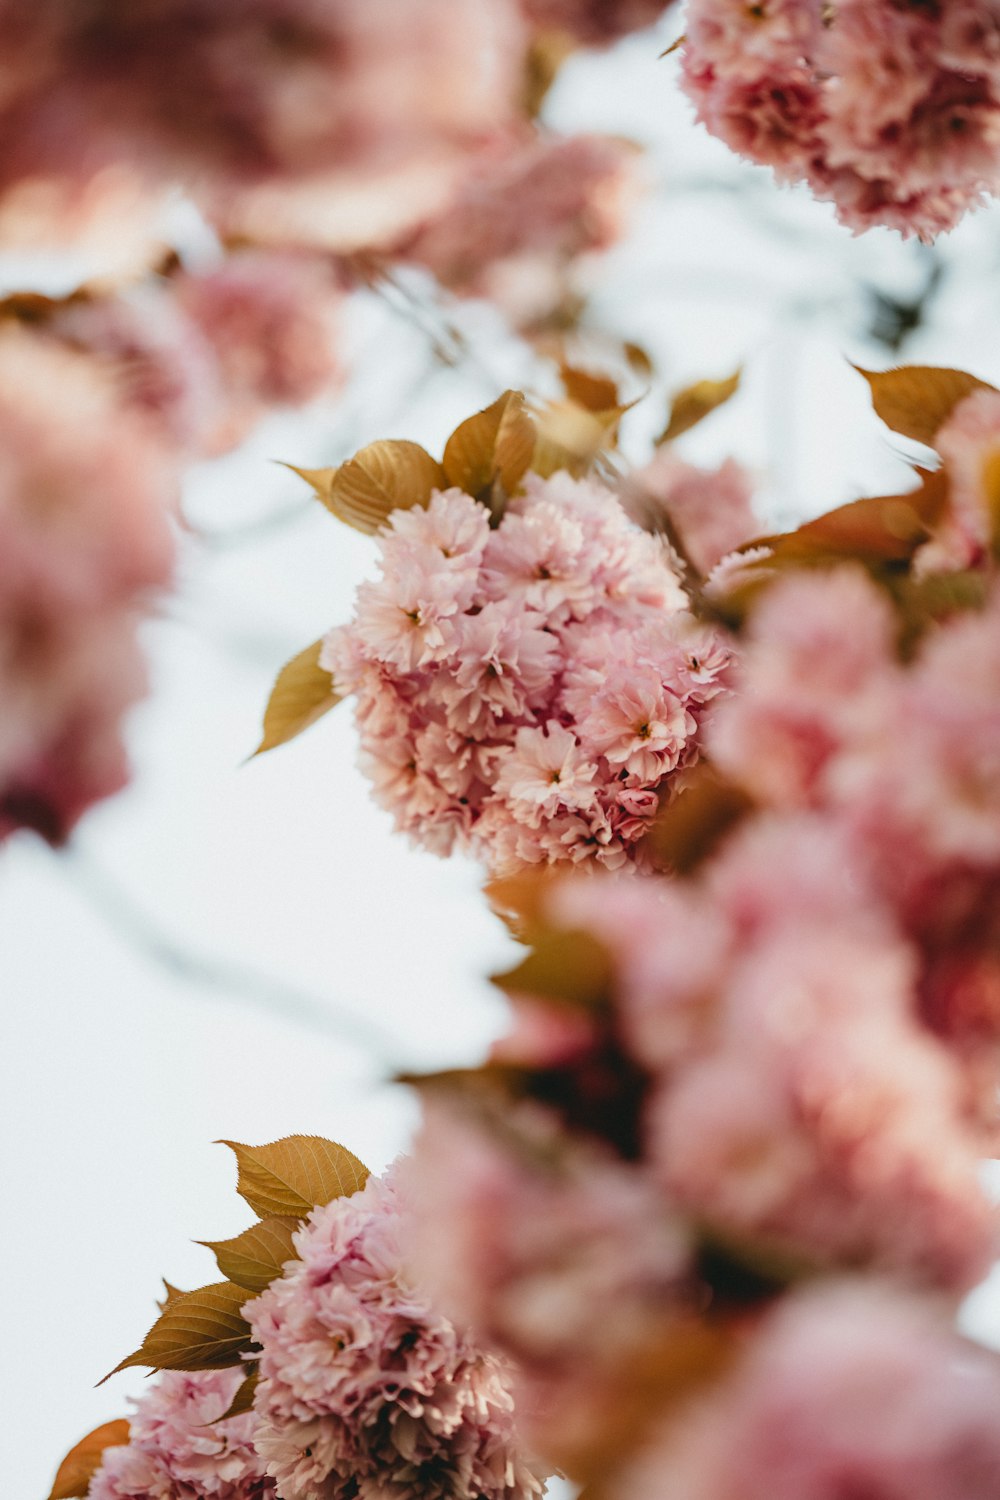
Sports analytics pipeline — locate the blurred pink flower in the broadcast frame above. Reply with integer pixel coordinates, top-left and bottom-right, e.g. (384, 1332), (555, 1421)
(626, 452), (758, 577)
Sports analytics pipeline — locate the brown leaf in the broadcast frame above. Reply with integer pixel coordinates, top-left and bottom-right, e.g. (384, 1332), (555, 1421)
(253, 639), (341, 757)
(770, 469), (947, 565)
(659, 369), (741, 443)
(220, 1135), (370, 1219)
(442, 391), (535, 508)
(48, 1420), (131, 1500)
(279, 462), (338, 511)
(531, 397), (629, 477)
(623, 341), (655, 380)
(104, 1282), (253, 1381)
(644, 764), (754, 874)
(520, 30), (575, 118)
(200, 1216), (301, 1293)
(213, 1365), (260, 1422)
(856, 364), (995, 447)
(560, 363), (621, 414)
(492, 927), (613, 1012)
(984, 447), (1000, 560)
(157, 1279), (186, 1312)
(328, 439), (445, 533)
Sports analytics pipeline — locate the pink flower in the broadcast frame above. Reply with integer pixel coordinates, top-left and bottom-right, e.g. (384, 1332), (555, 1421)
(245, 1168), (548, 1500)
(626, 453), (758, 577)
(495, 722), (599, 821)
(621, 1282), (1000, 1500)
(89, 1369), (270, 1500)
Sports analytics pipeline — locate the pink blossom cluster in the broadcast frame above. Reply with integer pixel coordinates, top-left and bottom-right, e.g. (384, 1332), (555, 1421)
(397, 133), (641, 328)
(40, 249), (345, 458)
(89, 1370), (271, 1500)
(919, 385), (1000, 574)
(0, 332), (174, 843)
(0, 0), (525, 212)
(322, 475), (733, 873)
(681, 0), (1000, 238)
(403, 1099), (693, 1460)
(625, 451), (758, 576)
(709, 567), (1000, 1117)
(244, 1169), (549, 1500)
(620, 1282), (1000, 1500)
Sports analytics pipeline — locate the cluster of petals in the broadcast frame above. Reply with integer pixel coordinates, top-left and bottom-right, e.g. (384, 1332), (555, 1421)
(710, 566), (1000, 1106)
(244, 1168), (549, 1500)
(0, 0), (525, 217)
(923, 385), (1000, 572)
(403, 1097), (693, 1460)
(89, 1368), (271, 1500)
(323, 475), (732, 874)
(625, 450), (758, 576)
(681, 0), (1000, 238)
(545, 815), (997, 1290)
(397, 132), (642, 327)
(619, 1281), (1000, 1500)
(0, 331), (174, 843)
(39, 249), (345, 459)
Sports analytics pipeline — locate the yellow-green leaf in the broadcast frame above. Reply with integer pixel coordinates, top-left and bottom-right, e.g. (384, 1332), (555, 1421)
(48, 1420), (130, 1500)
(855, 364), (995, 447)
(442, 391), (535, 504)
(254, 639), (341, 757)
(659, 369), (741, 443)
(327, 439), (445, 533)
(104, 1282), (252, 1381)
(220, 1135), (369, 1220)
(213, 1365), (260, 1422)
(200, 1216), (301, 1293)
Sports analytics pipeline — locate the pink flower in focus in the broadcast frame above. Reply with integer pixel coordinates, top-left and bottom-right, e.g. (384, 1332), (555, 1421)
(245, 1168), (549, 1500)
(89, 1369), (270, 1500)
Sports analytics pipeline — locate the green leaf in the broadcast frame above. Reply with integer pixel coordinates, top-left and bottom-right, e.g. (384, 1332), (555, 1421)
(103, 1282), (253, 1381)
(855, 364), (995, 447)
(200, 1216), (301, 1293)
(219, 1135), (370, 1220)
(48, 1420), (130, 1500)
(442, 391), (535, 507)
(659, 369), (741, 443)
(254, 639), (341, 757)
(327, 439), (445, 533)
(212, 1365), (260, 1422)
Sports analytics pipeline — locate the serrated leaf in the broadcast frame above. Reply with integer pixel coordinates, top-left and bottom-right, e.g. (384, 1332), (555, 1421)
(856, 364), (995, 446)
(327, 439), (445, 533)
(104, 1283), (253, 1381)
(254, 638), (341, 757)
(442, 391), (535, 507)
(48, 1420), (130, 1500)
(659, 369), (741, 443)
(157, 1279), (186, 1312)
(213, 1365), (260, 1422)
(200, 1216), (300, 1293)
(492, 928), (613, 1012)
(220, 1135), (369, 1219)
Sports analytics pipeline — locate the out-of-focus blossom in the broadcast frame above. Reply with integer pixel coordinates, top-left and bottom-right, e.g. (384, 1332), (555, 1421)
(398, 133), (641, 326)
(0, 0), (526, 213)
(245, 1168), (549, 1500)
(680, 0), (1000, 238)
(89, 1369), (271, 1500)
(403, 1096), (692, 1459)
(626, 451), (758, 576)
(620, 1282), (1000, 1500)
(323, 477), (731, 873)
(0, 332), (174, 843)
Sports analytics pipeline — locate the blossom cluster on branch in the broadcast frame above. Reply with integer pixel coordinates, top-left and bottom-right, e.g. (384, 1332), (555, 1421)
(680, 0), (1000, 238)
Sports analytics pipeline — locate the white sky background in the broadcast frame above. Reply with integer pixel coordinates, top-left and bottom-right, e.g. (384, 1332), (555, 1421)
(7, 20), (1000, 1497)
